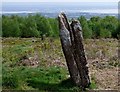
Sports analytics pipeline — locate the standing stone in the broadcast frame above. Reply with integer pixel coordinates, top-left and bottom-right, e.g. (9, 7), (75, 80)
(58, 13), (90, 88)
(58, 13), (81, 86)
(71, 20), (90, 88)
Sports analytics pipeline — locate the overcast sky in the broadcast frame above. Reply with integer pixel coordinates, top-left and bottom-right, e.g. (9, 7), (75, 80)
(2, 0), (120, 2)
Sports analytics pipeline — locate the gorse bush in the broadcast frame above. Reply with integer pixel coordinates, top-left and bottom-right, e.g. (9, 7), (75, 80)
(2, 16), (21, 37)
(2, 14), (119, 38)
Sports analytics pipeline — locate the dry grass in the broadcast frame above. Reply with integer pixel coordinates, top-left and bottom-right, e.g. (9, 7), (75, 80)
(2, 37), (119, 90)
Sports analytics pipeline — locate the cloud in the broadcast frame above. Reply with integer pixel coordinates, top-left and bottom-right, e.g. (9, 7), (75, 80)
(2, 0), (119, 2)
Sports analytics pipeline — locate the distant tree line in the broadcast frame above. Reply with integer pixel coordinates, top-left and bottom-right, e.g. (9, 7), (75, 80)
(2, 14), (59, 38)
(2, 14), (120, 39)
(79, 16), (119, 39)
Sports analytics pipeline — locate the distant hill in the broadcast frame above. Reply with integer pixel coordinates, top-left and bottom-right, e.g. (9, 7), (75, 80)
(2, 12), (118, 19)
(2, 2), (118, 19)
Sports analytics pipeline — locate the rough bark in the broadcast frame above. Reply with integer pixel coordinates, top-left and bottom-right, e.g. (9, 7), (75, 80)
(58, 13), (90, 88)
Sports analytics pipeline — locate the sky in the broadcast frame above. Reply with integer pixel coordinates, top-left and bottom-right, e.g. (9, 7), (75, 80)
(2, 0), (120, 2)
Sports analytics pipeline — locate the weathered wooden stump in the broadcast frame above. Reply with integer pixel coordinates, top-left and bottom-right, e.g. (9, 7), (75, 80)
(58, 13), (90, 88)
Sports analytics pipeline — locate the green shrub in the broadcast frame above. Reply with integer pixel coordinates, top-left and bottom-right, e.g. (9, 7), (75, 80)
(2, 15), (118, 38)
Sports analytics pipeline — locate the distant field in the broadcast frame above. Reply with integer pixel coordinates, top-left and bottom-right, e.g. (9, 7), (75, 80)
(2, 38), (119, 91)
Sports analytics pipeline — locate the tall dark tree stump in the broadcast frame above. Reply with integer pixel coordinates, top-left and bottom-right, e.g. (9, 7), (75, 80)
(58, 13), (90, 88)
